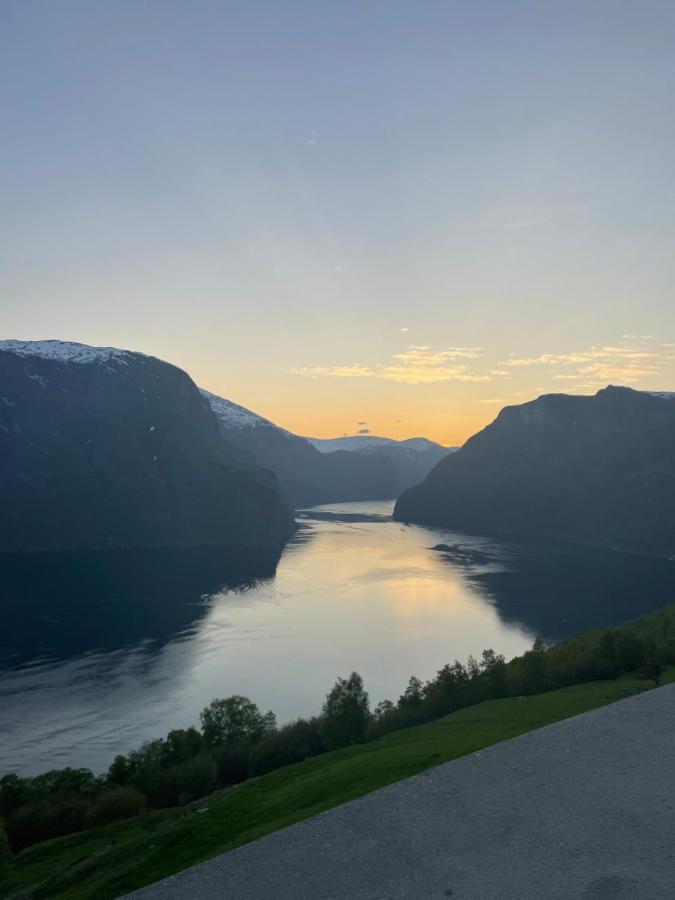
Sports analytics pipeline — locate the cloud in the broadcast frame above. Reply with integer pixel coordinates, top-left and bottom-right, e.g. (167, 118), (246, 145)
(291, 346), (491, 385)
(502, 340), (675, 390)
(292, 364), (374, 379)
(400, 327), (410, 333)
(357, 428), (370, 434)
(299, 128), (319, 148)
(357, 420), (367, 425)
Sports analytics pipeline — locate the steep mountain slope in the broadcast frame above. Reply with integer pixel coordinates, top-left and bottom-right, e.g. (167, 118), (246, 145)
(0, 341), (294, 552)
(201, 390), (399, 506)
(394, 386), (675, 557)
(202, 392), (451, 506)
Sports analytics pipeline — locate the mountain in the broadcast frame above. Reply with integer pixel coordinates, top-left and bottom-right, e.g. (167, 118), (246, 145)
(394, 386), (675, 558)
(307, 435), (447, 454)
(0, 340), (295, 552)
(308, 434), (453, 495)
(201, 391), (399, 505)
(201, 393), (451, 506)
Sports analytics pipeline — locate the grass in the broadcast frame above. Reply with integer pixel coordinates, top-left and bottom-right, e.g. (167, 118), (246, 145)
(2, 668), (673, 899)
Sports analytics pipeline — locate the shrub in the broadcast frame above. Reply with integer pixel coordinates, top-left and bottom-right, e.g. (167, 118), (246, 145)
(214, 746), (249, 786)
(7, 796), (90, 851)
(86, 787), (146, 827)
(168, 754), (217, 804)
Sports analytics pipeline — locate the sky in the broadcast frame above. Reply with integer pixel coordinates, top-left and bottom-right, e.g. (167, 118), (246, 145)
(2, 1), (675, 445)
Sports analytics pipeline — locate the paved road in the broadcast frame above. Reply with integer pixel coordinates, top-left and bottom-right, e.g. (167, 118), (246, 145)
(126, 685), (675, 899)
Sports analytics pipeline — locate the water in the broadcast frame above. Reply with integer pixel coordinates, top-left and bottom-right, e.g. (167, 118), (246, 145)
(2, 500), (675, 776)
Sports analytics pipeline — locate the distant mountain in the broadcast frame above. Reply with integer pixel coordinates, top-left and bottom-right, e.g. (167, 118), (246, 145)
(307, 435), (448, 454)
(202, 393), (451, 506)
(0, 340), (294, 552)
(394, 386), (675, 558)
(308, 434), (453, 496)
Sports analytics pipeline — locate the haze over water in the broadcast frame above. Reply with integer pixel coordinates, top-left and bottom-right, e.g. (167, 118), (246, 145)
(3, 500), (675, 776)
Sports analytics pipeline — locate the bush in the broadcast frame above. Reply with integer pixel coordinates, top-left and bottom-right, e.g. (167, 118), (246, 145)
(86, 787), (147, 826)
(7, 796), (91, 851)
(168, 754), (217, 805)
(214, 746), (249, 786)
(249, 718), (324, 775)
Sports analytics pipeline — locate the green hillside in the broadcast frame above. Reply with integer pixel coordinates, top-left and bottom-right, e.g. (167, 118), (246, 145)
(2, 669), (672, 900)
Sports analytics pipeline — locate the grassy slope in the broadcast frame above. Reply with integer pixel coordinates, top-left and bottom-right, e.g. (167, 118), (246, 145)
(3, 668), (673, 900)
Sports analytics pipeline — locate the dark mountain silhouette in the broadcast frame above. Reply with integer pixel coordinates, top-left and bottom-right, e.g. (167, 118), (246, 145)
(0, 341), (294, 552)
(394, 386), (675, 558)
(202, 390), (451, 506)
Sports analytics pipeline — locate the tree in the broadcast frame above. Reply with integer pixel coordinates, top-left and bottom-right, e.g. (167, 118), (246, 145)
(320, 672), (370, 749)
(467, 655), (480, 680)
(162, 728), (203, 767)
(0, 774), (29, 818)
(107, 755), (131, 787)
(200, 696), (276, 747)
(519, 638), (548, 694)
(480, 648), (509, 698)
(398, 675), (425, 711)
(640, 657), (664, 687)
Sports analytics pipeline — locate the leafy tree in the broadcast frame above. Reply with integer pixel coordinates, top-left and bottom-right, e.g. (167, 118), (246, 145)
(200, 696), (276, 747)
(518, 638), (549, 693)
(424, 661), (470, 717)
(0, 774), (29, 818)
(480, 648), (509, 697)
(398, 675), (425, 711)
(373, 699), (395, 718)
(30, 767), (100, 799)
(640, 657), (664, 687)
(162, 728), (204, 767)
(107, 755), (131, 787)
(320, 672), (370, 749)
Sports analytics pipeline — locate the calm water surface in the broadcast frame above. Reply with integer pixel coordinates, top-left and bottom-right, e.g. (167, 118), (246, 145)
(2, 499), (675, 775)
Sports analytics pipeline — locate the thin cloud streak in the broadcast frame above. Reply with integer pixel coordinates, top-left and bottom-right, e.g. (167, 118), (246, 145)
(502, 340), (675, 391)
(291, 346), (491, 385)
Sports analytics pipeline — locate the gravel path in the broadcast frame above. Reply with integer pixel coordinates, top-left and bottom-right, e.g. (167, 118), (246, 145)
(126, 685), (675, 899)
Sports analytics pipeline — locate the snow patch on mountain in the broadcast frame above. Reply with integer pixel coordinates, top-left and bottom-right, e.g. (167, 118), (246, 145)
(200, 389), (288, 433)
(0, 339), (138, 365)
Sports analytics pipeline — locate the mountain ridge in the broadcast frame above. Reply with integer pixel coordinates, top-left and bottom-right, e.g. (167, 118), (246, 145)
(394, 385), (675, 558)
(0, 340), (294, 552)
